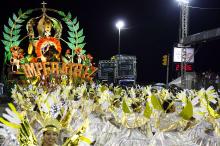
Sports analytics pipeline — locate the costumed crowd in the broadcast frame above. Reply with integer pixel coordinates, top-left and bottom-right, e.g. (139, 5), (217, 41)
(0, 79), (219, 146)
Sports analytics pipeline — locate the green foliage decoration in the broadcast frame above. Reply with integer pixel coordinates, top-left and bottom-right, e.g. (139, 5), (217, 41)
(58, 11), (86, 62)
(2, 9), (33, 63)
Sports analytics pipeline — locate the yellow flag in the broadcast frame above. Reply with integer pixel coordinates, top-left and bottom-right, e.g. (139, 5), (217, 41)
(151, 95), (162, 110)
(144, 102), (152, 119)
(122, 99), (131, 113)
(179, 100), (193, 120)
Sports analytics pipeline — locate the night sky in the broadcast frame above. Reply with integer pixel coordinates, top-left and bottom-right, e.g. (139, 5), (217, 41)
(0, 0), (220, 84)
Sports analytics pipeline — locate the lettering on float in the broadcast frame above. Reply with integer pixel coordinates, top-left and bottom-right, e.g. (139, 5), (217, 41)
(21, 62), (97, 80)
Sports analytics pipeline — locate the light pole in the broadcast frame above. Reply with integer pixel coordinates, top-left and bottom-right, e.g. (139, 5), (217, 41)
(116, 20), (125, 55)
(176, 0), (190, 88)
(176, 0), (189, 42)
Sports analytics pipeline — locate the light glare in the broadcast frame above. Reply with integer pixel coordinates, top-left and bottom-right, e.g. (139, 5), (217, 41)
(176, 0), (189, 4)
(116, 20), (125, 29)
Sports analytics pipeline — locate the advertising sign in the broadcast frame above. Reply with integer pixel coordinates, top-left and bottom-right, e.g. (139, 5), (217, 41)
(173, 47), (194, 63)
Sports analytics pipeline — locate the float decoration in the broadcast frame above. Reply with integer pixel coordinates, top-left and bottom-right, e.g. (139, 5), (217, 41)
(1, 3), (96, 81)
(2, 9), (34, 63)
(57, 11), (86, 60)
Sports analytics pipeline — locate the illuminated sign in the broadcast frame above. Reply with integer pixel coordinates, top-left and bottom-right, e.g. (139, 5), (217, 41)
(173, 47), (194, 63)
(175, 64), (193, 72)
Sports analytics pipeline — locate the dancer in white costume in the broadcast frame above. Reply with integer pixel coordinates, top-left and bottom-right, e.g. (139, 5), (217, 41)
(148, 98), (198, 146)
(185, 87), (220, 146)
(149, 112), (198, 146)
(187, 119), (220, 146)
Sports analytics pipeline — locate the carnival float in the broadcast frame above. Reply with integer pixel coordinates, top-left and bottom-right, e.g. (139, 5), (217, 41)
(0, 2), (220, 146)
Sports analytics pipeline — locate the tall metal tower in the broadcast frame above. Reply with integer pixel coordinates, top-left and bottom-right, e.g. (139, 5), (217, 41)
(178, 0), (190, 88)
(179, 2), (189, 41)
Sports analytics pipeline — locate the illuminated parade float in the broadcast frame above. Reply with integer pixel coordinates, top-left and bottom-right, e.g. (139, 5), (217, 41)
(0, 2), (219, 146)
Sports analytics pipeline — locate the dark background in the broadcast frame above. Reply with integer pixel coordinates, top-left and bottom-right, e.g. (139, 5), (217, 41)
(0, 0), (220, 84)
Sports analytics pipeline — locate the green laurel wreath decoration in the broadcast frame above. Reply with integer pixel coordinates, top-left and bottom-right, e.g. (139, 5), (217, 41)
(58, 11), (86, 62)
(2, 9), (33, 64)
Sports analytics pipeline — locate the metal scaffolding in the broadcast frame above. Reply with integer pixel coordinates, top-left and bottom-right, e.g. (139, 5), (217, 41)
(179, 1), (189, 89)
